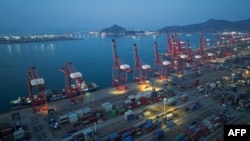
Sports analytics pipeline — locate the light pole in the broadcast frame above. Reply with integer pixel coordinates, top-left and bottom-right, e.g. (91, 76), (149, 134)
(232, 73), (235, 83)
(163, 98), (167, 112)
(205, 82), (209, 97)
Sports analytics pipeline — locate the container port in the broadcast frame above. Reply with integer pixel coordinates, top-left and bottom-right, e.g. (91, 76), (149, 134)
(0, 30), (250, 141)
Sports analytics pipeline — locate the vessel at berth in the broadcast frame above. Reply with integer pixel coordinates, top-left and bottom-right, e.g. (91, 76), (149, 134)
(10, 82), (99, 110)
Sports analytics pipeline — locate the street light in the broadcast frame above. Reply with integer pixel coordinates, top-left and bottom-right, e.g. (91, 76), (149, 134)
(232, 73), (235, 82)
(163, 98), (167, 112)
(205, 82), (210, 97)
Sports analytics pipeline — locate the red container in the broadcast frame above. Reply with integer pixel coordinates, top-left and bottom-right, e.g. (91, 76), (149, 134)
(152, 97), (160, 102)
(140, 97), (148, 106)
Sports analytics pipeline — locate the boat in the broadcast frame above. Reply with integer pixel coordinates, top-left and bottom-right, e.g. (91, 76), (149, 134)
(10, 97), (31, 106)
(45, 89), (67, 102)
(9, 82), (99, 109)
(82, 82), (99, 92)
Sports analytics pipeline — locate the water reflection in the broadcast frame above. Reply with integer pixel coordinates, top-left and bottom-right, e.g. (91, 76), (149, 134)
(15, 44), (21, 55)
(1, 42), (58, 57)
(7, 44), (12, 55)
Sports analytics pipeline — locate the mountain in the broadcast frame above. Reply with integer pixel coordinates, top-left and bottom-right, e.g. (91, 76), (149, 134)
(100, 18), (250, 35)
(100, 24), (145, 35)
(100, 24), (126, 34)
(158, 18), (250, 33)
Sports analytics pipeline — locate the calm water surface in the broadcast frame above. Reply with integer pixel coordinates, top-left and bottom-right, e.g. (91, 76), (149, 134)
(0, 33), (216, 113)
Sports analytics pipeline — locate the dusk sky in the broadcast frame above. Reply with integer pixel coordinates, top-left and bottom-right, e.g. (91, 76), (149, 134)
(1, 0), (250, 31)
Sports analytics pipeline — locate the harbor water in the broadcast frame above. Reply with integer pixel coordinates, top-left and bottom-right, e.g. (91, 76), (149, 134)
(0, 31), (216, 114)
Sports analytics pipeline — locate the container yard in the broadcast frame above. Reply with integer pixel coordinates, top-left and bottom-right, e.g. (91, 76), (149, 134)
(0, 30), (250, 141)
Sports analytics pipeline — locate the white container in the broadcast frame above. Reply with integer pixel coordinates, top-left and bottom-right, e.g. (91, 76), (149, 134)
(75, 109), (84, 119)
(68, 112), (78, 123)
(82, 107), (91, 115)
(104, 103), (113, 112)
(209, 83), (216, 89)
(102, 102), (110, 110)
(165, 113), (173, 121)
(82, 128), (93, 141)
(216, 81), (221, 88)
(59, 114), (69, 124)
(124, 100), (132, 105)
(124, 110), (133, 120)
(128, 95), (135, 100)
(145, 91), (152, 98)
(135, 93), (142, 101)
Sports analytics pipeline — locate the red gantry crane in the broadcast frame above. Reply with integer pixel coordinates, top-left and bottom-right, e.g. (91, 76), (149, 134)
(192, 29), (215, 74)
(112, 39), (132, 90)
(27, 66), (48, 113)
(166, 30), (187, 75)
(154, 41), (171, 79)
(133, 43), (153, 84)
(59, 62), (83, 103)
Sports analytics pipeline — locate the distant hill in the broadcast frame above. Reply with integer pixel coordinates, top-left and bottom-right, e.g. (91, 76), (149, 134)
(100, 18), (250, 35)
(100, 24), (145, 35)
(158, 18), (250, 33)
(100, 24), (126, 34)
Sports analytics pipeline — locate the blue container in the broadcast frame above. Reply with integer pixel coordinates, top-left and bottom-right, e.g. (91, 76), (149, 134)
(155, 119), (162, 127)
(155, 130), (164, 138)
(127, 114), (134, 121)
(145, 119), (153, 124)
(122, 135), (132, 141)
(143, 122), (153, 129)
(109, 132), (119, 139)
(121, 131), (131, 138)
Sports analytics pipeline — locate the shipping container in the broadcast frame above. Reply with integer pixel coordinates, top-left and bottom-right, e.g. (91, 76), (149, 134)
(59, 114), (69, 124)
(165, 113), (173, 121)
(124, 110), (133, 121)
(154, 130), (164, 141)
(75, 109), (84, 119)
(140, 97), (148, 106)
(109, 132), (120, 141)
(61, 133), (72, 141)
(68, 112), (78, 123)
(155, 119), (162, 128)
(184, 123), (209, 141)
(128, 95), (135, 100)
(82, 107), (91, 115)
(104, 103), (113, 112)
(175, 133), (187, 141)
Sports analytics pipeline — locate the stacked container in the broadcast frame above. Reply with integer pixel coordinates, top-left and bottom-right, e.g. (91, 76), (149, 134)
(143, 119), (153, 133)
(124, 110), (134, 121)
(128, 95), (135, 101)
(75, 109), (84, 119)
(140, 97), (148, 106)
(144, 90), (152, 98)
(102, 102), (113, 112)
(110, 109), (117, 118)
(82, 107), (91, 115)
(135, 92), (143, 101)
(59, 114), (69, 124)
(68, 112), (78, 123)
